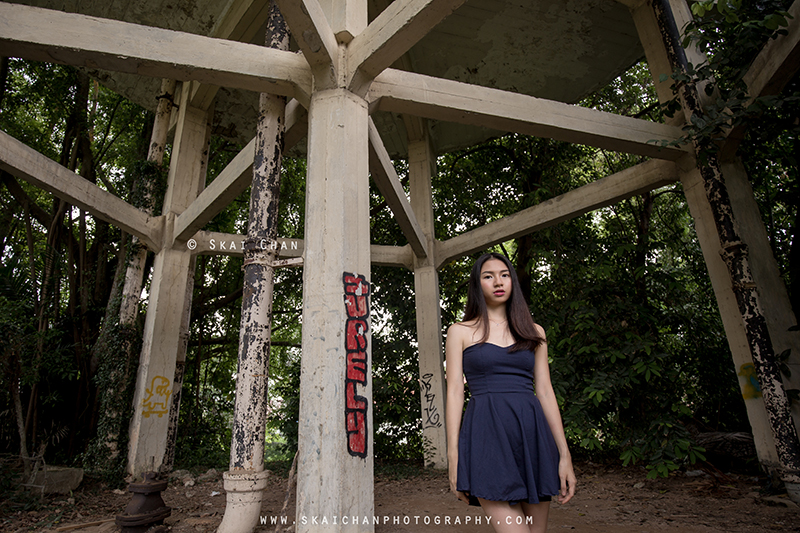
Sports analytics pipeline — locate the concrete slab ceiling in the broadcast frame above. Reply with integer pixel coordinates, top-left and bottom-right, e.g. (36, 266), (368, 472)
(9, 0), (643, 158)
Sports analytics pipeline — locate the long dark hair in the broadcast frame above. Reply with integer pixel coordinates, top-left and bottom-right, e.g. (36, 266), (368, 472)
(463, 252), (545, 352)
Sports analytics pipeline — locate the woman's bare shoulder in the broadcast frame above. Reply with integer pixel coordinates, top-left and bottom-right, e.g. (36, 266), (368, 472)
(533, 322), (547, 340)
(447, 321), (478, 342)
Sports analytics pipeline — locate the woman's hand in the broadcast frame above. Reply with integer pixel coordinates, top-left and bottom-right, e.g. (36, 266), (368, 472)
(557, 456), (576, 504)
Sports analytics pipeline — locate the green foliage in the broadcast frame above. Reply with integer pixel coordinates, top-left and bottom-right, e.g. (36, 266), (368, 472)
(656, 0), (798, 159)
(0, 455), (44, 514)
(371, 266), (425, 462)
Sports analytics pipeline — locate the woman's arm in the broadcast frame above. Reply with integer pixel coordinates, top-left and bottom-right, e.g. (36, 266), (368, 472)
(444, 323), (469, 503)
(532, 324), (576, 504)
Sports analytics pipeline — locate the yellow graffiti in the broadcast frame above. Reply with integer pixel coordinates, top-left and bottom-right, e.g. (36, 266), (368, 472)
(142, 375), (172, 418)
(738, 363), (762, 399)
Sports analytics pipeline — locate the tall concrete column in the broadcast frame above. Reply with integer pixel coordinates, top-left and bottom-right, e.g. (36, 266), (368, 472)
(630, 0), (784, 471)
(723, 160), (800, 435)
(119, 78), (176, 325)
(679, 163), (782, 469)
(633, 0), (800, 492)
(408, 130), (447, 468)
(297, 88), (373, 532)
(127, 83), (209, 477)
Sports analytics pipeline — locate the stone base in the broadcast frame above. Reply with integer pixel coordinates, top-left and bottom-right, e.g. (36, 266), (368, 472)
(786, 482), (800, 504)
(30, 466), (84, 494)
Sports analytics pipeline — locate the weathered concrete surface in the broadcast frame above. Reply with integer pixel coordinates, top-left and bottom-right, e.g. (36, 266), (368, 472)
(650, 0), (800, 494)
(297, 88), (373, 532)
(630, 0), (794, 478)
(219, 4), (289, 532)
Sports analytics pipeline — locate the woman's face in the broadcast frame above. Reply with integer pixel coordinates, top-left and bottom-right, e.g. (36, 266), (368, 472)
(479, 258), (512, 307)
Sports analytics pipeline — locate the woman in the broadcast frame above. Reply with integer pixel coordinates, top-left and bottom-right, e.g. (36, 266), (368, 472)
(445, 252), (576, 533)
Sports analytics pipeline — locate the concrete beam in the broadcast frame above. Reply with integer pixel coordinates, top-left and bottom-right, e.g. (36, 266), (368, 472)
(284, 99), (310, 151)
(370, 69), (690, 161)
(436, 158), (679, 268)
(275, 0), (340, 87)
(0, 129), (162, 251)
(189, 0), (275, 110)
(368, 118), (428, 258)
(189, 231), (412, 268)
(348, 0), (465, 85)
(743, 0), (800, 97)
(318, 0), (367, 43)
(0, 3), (311, 102)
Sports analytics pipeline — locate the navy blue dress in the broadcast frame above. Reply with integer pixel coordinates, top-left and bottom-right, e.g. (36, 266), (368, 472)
(456, 343), (560, 506)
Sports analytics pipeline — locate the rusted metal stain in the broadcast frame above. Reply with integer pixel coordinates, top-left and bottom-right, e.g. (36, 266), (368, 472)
(344, 272), (370, 458)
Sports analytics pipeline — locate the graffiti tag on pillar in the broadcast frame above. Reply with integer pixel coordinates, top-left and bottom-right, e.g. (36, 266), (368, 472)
(142, 376), (172, 418)
(420, 373), (442, 429)
(738, 363), (762, 399)
(344, 272), (370, 458)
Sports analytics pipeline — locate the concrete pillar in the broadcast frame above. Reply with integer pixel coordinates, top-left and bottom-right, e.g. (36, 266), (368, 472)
(723, 160), (800, 436)
(162, 253), (198, 472)
(127, 83), (209, 477)
(297, 88), (373, 532)
(408, 130), (447, 469)
(630, 0), (783, 470)
(317, 0), (367, 42)
(680, 163), (782, 469)
(634, 0), (800, 492)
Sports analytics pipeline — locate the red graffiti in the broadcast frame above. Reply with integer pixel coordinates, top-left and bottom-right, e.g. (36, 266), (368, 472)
(343, 272), (370, 458)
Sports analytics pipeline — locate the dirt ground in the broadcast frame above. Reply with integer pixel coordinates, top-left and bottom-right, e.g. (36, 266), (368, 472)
(2, 460), (798, 532)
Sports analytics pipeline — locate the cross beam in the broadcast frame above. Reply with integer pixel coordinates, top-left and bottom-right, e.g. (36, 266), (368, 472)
(368, 119), (429, 258)
(192, 231), (413, 268)
(0, 2), (311, 103)
(172, 99), (307, 246)
(0, 129), (162, 251)
(275, 0), (340, 88)
(370, 68), (690, 161)
(189, 0), (275, 110)
(721, 0), (800, 159)
(0, 3), (693, 165)
(347, 0), (466, 89)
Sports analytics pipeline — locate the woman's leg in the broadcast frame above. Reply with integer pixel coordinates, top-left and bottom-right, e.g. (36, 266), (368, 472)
(477, 498), (550, 533)
(520, 501), (550, 533)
